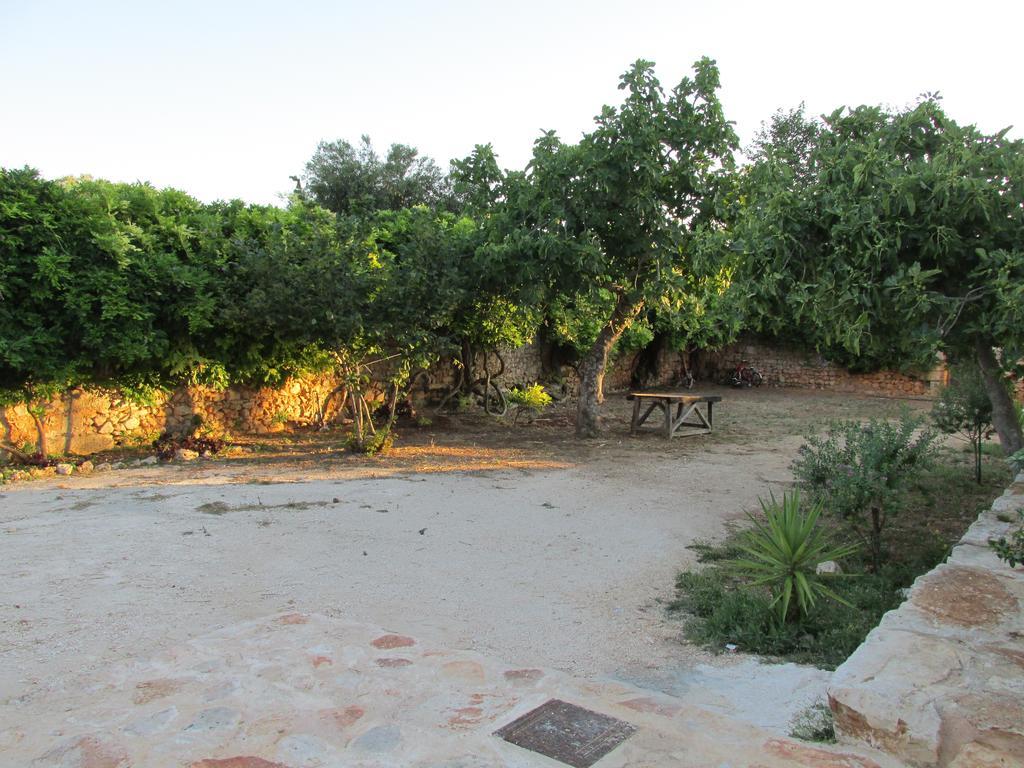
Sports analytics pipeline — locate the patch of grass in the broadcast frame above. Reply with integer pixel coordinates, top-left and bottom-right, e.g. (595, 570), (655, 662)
(789, 702), (836, 743)
(671, 449), (1010, 669)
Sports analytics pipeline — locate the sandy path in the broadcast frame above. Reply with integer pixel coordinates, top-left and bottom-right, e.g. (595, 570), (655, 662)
(4, 389), (930, 735)
(0, 432), (802, 698)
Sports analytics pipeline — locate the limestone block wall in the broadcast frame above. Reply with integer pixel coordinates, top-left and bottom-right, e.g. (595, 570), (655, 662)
(828, 475), (1024, 767)
(698, 338), (947, 397)
(6, 335), (1008, 459)
(0, 374), (348, 456)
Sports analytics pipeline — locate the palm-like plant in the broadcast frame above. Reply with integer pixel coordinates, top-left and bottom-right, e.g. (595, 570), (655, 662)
(731, 490), (858, 624)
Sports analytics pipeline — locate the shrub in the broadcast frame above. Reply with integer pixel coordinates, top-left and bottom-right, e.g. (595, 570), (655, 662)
(989, 510), (1024, 567)
(932, 365), (995, 484)
(730, 490), (858, 623)
(506, 383), (553, 424)
(1009, 448), (1024, 475)
(346, 428), (394, 456)
(793, 412), (937, 570)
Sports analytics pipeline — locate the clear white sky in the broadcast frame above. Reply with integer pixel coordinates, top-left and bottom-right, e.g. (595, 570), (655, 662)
(2, 0), (1021, 205)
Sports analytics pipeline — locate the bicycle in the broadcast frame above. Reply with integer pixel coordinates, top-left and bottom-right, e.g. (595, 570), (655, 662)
(724, 360), (763, 388)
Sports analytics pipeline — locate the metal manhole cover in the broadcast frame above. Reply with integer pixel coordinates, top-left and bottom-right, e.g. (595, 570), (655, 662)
(494, 698), (637, 767)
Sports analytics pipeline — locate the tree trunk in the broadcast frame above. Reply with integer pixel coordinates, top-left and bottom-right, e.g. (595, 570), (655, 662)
(575, 294), (643, 438)
(29, 407), (48, 458)
(975, 338), (1024, 456)
(869, 506), (883, 572)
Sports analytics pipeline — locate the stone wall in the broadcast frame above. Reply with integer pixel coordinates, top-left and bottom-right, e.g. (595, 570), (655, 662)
(0, 343), (687, 458)
(5, 334), (1012, 458)
(0, 374), (349, 456)
(828, 475), (1024, 767)
(697, 338), (948, 398)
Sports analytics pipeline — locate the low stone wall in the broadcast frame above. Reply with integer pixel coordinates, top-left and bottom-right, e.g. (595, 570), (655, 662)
(698, 339), (947, 398)
(0, 374), (349, 456)
(0, 344), (686, 457)
(2, 334), (991, 458)
(828, 474), (1024, 767)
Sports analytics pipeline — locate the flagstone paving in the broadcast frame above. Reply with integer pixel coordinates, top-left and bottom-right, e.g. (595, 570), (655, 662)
(1, 612), (898, 767)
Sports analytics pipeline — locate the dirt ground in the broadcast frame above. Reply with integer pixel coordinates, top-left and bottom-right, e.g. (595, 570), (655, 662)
(0, 386), (930, 735)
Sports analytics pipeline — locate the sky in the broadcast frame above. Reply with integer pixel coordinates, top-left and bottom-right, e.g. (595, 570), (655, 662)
(2, 0), (1022, 205)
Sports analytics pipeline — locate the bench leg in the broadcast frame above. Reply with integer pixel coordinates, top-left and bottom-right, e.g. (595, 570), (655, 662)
(630, 398), (641, 435)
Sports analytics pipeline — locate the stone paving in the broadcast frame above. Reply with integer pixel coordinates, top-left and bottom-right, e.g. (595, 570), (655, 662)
(2, 612), (897, 767)
(829, 473), (1024, 768)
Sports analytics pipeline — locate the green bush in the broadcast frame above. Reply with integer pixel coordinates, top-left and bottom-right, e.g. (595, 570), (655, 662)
(932, 365), (995, 484)
(506, 383), (553, 424)
(730, 490), (857, 623)
(671, 558), (905, 669)
(793, 412), (937, 569)
(990, 510), (1024, 567)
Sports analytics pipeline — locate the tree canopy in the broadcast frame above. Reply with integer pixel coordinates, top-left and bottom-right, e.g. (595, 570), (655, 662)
(738, 99), (1024, 451)
(300, 136), (456, 216)
(456, 58), (741, 436)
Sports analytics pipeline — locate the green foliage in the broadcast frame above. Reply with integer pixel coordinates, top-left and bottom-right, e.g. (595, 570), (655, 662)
(736, 97), (1024, 451)
(989, 510), (1024, 568)
(506, 383), (553, 424)
(301, 135), (455, 216)
(1009, 448), (1024, 475)
(932, 365), (995, 483)
(454, 58), (741, 435)
(346, 427), (394, 456)
(793, 413), (937, 568)
(730, 490), (858, 623)
(671, 565), (903, 669)
(671, 446), (997, 668)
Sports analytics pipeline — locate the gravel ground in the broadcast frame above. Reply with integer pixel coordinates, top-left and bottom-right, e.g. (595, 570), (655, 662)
(0, 388), (926, 733)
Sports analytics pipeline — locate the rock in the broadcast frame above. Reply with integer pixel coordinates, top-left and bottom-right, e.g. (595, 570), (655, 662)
(77, 460), (94, 474)
(122, 416), (141, 431)
(201, 450), (212, 458)
(910, 565), (1017, 628)
(124, 706), (177, 736)
(182, 707), (240, 733)
(94, 462), (113, 473)
(175, 448), (199, 462)
(816, 560), (842, 575)
(98, 421), (115, 435)
(371, 634), (415, 649)
(139, 456), (158, 466)
(352, 724), (401, 752)
(55, 463), (74, 476)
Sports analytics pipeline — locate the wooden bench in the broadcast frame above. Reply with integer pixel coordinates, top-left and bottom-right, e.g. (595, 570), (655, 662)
(627, 391), (722, 439)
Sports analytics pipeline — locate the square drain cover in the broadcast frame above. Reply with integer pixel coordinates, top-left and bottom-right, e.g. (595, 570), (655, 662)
(495, 698), (637, 767)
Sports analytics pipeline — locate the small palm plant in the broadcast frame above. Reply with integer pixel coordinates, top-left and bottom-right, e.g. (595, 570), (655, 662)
(731, 490), (858, 624)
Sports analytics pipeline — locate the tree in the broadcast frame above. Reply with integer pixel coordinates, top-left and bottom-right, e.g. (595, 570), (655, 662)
(746, 103), (821, 184)
(0, 169), (219, 456)
(740, 100), (1024, 453)
(457, 59), (738, 436)
(793, 413), (937, 570)
(931, 364), (996, 483)
(301, 136), (455, 216)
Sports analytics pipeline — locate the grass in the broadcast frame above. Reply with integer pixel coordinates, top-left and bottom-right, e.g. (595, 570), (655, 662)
(789, 702), (836, 743)
(669, 446), (1011, 669)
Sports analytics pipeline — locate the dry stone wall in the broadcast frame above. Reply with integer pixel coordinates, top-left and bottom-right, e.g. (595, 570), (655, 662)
(698, 338), (948, 398)
(828, 475), (1024, 767)
(4, 335), (1008, 458)
(0, 374), (349, 456)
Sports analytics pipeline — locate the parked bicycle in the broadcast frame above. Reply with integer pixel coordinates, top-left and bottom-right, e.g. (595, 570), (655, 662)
(723, 360), (763, 388)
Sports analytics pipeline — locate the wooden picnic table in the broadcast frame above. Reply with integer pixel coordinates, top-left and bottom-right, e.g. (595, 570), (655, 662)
(627, 391), (722, 439)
